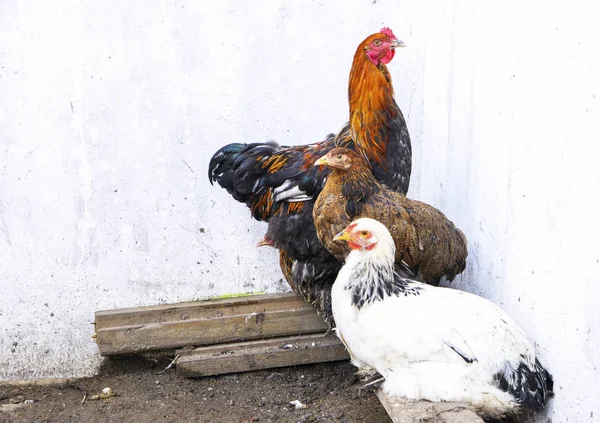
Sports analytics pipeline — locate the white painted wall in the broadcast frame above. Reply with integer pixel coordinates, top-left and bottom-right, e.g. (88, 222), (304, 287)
(0, 0), (416, 381)
(410, 2), (600, 422)
(0, 0), (598, 421)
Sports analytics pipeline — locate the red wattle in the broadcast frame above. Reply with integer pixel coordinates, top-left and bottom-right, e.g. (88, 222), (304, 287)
(366, 50), (380, 65)
(379, 49), (396, 65)
(348, 241), (363, 250)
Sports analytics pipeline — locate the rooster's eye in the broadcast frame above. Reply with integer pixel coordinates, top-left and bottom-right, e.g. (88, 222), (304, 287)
(373, 40), (382, 46)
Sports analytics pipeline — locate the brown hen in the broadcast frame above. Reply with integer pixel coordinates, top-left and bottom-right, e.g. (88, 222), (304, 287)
(313, 148), (467, 285)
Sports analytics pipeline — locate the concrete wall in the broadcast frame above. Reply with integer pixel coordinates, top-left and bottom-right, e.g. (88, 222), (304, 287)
(1, 0), (598, 421)
(411, 2), (600, 422)
(0, 0), (416, 381)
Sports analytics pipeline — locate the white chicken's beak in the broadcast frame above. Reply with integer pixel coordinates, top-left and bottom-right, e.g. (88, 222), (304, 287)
(391, 39), (406, 49)
(333, 230), (352, 243)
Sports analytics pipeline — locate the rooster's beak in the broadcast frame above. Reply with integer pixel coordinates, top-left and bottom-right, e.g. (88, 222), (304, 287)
(314, 156), (331, 167)
(333, 230), (352, 243)
(391, 39), (406, 49)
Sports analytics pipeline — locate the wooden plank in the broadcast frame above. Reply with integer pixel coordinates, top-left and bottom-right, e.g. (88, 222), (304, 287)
(176, 333), (349, 378)
(95, 293), (312, 328)
(375, 390), (484, 423)
(95, 293), (328, 356)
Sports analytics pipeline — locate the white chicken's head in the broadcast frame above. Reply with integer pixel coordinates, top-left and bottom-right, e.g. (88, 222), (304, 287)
(333, 218), (395, 255)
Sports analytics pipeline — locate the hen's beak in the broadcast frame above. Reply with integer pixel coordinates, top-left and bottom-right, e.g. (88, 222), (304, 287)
(391, 39), (406, 49)
(314, 156), (331, 167)
(333, 230), (352, 243)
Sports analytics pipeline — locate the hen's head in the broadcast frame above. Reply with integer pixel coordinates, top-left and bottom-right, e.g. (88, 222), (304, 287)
(314, 148), (370, 171)
(361, 27), (405, 66)
(333, 218), (395, 256)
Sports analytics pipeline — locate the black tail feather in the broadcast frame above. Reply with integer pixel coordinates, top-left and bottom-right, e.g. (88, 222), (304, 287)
(292, 258), (342, 330)
(496, 358), (554, 412)
(208, 141), (280, 209)
(208, 142), (248, 193)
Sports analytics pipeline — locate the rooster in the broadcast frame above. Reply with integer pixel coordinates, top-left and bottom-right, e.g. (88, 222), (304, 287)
(209, 28), (411, 326)
(313, 147), (467, 284)
(331, 218), (553, 419)
(257, 233), (295, 290)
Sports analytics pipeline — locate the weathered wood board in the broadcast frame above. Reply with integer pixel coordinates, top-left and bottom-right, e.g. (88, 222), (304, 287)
(95, 293), (328, 356)
(375, 390), (484, 423)
(176, 332), (349, 378)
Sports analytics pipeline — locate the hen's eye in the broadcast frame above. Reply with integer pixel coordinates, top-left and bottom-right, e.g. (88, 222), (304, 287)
(360, 231), (368, 236)
(373, 40), (382, 46)
(336, 155), (343, 160)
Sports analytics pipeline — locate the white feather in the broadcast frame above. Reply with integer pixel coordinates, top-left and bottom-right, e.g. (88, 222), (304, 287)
(331, 218), (546, 418)
(273, 180), (312, 202)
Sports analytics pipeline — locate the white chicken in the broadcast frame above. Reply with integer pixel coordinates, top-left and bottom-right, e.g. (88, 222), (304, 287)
(331, 218), (553, 418)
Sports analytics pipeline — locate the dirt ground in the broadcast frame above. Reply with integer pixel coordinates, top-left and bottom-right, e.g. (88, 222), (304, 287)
(0, 357), (390, 423)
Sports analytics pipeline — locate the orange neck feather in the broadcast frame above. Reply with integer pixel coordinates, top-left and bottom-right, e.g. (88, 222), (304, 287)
(348, 46), (399, 166)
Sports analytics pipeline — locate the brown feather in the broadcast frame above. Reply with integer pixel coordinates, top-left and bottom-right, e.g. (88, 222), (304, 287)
(348, 36), (400, 167)
(262, 154), (288, 173)
(313, 148), (467, 285)
(279, 249), (295, 290)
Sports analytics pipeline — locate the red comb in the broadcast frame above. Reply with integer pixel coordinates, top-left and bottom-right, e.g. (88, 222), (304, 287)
(380, 27), (396, 39)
